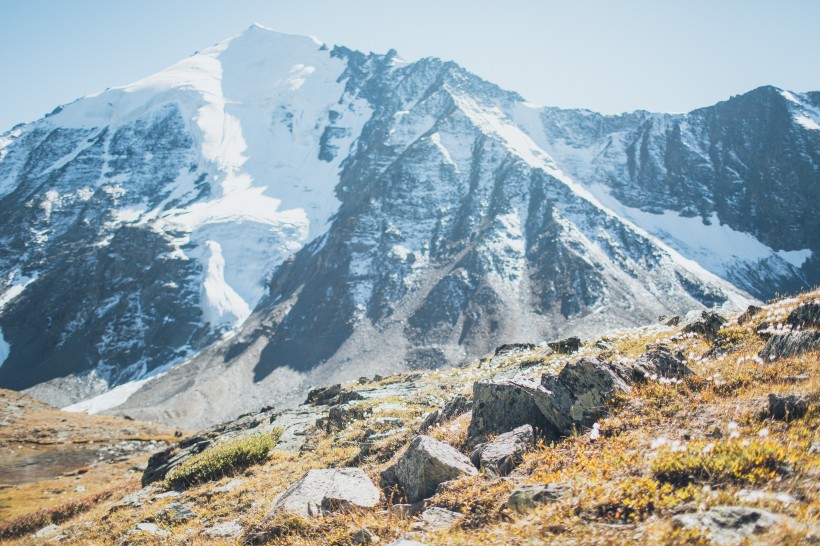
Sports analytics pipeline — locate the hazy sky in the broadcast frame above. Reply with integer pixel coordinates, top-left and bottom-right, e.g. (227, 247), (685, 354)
(2, 0), (819, 130)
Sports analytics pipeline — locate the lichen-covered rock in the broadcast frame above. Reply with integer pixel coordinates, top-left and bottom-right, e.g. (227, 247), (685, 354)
(534, 358), (631, 436)
(786, 298), (820, 329)
(507, 482), (572, 512)
(683, 311), (727, 340)
(470, 424), (533, 476)
(271, 468), (380, 518)
(759, 331), (820, 361)
(467, 378), (550, 442)
(671, 506), (789, 545)
(631, 345), (693, 380)
(382, 435), (476, 503)
(767, 393), (809, 421)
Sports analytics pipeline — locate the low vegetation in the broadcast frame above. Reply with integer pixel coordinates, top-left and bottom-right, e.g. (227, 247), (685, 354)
(165, 428), (283, 489)
(1, 290), (817, 544)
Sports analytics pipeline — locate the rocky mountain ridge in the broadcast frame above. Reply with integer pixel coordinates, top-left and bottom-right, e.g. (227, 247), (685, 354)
(0, 26), (816, 426)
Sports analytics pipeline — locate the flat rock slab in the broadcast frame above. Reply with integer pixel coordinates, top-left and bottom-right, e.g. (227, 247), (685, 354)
(508, 482), (572, 512)
(154, 502), (197, 524)
(386, 540), (429, 546)
(272, 467), (380, 518)
(471, 424), (533, 476)
(412, 507), (464, 531)
(672, 506), (788, 545)
(133, 522), (170, 537)
(203, 519), (244, 539)
(383, 435), (476, 503)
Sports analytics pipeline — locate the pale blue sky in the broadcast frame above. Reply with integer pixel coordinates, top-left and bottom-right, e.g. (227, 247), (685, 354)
(2, 0), (819, 130)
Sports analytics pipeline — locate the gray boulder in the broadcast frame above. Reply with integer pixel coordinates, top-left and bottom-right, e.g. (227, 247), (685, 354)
(470, 424), (533, 476)
(534, 358), (631, 436)
(631, 345), (693, 380)
(759, 331), (820, 361)
(672, 506), (789, 545)
(382, 435), (477, 503)
(467, 377), (550, 442)
(768, 393), (809, 421)
(786, 298), (820, 329)
(507, 482), (572, 512)
(683, 311), (727, 340)
(271, 468), (380, 518)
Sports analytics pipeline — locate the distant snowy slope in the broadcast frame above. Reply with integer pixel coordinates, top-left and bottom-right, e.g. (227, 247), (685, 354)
(0, 28), (815, 427)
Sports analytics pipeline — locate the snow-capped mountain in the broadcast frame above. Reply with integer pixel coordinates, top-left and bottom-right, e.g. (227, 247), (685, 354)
(0, 26), (815, 427)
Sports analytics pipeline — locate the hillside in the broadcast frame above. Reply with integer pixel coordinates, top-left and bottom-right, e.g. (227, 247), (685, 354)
(1, 289), (817, 544)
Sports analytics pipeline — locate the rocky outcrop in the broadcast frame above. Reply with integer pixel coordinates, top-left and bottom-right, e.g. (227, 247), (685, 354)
(467, 378), (551, 442)
(271, 468), (380, 518)
(737, 305), (762, 325)
(534, 358), (632, 436)
(546, 337), (582, 354)
(470, 424), (533, 476)
(671, 506), (790, 545)
(786, 299), (820, 329)
(759, 331), (820, 361)
(381, 435), (477, 503)
(767, 393), (809, 421)
(631, 346), (693, 380)
(683, 311), (728, 340)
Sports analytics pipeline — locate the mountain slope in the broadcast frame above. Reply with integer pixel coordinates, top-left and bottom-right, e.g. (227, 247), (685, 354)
(0, 26), (815, 426)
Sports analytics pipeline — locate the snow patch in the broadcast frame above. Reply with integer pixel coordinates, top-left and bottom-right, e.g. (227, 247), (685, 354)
(62, 376), (153, 414)
(200, 240), (252, 327)
(588, 184), (812, 274)
(0, 328), (8, 368)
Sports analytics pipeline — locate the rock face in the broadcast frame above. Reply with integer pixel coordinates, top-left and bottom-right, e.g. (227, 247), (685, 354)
(758, 331), (820, 361)
(534, 358), (631, 436)
(8, 25), (815, 429)
(382, 435), (477, 503)
(470, 424), (533, 476)
(671, 506), (789, 545)
(271, 468), (380, 518)
(467, 378), (551, 441)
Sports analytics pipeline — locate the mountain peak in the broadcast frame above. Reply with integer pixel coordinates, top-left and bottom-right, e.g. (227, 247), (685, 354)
(236, 23), (324, 49)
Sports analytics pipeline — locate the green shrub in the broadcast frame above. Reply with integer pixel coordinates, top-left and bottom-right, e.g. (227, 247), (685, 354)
(165, 428), (282, 489)
(651, 439), (792, 486)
